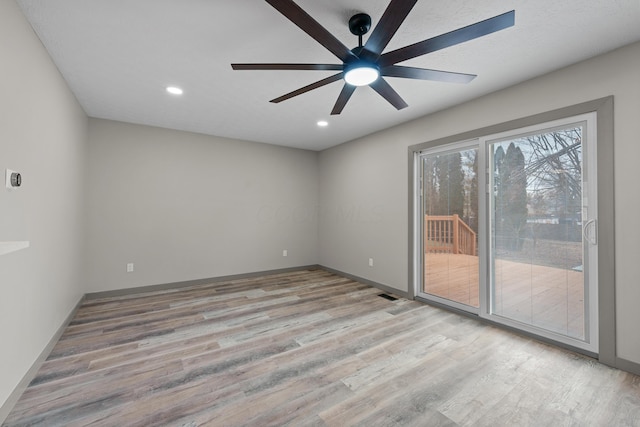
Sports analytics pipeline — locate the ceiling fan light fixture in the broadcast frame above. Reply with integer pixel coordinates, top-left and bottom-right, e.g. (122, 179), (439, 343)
(344, 63), (379, 86)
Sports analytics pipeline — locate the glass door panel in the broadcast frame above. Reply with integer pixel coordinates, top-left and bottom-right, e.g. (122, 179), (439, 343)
(421, 147), (479, 309)
(489, 124), (589, 340)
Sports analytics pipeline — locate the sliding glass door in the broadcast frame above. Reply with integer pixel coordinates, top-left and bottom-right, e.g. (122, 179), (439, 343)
(486, 116), (598, 349)
(416, 113), (598, 352)
(418, 143), (479, 312)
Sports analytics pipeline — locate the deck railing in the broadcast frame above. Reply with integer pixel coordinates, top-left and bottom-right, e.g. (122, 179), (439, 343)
(425, 214), (477, 256)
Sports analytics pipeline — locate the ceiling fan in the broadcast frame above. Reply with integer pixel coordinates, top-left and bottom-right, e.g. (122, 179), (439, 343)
(231, 0), (515, 115)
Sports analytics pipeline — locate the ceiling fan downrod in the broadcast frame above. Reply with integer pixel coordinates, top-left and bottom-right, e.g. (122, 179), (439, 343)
(348, 13), (371, 48)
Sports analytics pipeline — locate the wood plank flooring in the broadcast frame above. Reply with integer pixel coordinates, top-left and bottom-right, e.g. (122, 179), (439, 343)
(4, 269), (639, 426)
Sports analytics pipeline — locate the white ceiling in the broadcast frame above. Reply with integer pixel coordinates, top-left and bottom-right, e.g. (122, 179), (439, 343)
(16, 0), (640, 151)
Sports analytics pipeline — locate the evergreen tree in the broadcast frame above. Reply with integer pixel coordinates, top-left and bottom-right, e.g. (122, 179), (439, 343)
(436, 153), (465, 216)
(501, 143), (528, 250)
(494, 145), (506, 245)
(469, 151), (479, 233)
(423, 156), (438, 215)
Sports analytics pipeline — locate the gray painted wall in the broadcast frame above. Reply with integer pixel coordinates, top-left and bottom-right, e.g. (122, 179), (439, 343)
(318, 42), (640, 364)
(0, 0), (87, 408)
(85, 119), (319, 292)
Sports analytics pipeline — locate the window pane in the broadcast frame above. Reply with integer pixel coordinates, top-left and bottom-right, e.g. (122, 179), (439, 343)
(423, 148), (479, 308)
(490, 126), (585, 339)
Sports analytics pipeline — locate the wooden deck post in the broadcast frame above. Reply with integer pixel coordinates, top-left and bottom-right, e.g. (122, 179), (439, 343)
(452, 214), (459, 254)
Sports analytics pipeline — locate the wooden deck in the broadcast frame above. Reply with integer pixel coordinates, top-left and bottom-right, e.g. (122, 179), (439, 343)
(424, 253), (584, 339)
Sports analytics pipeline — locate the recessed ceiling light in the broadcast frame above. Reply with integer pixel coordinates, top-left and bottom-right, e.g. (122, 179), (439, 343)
(317, 120), (329, 127)
(166, 86), (183, 95)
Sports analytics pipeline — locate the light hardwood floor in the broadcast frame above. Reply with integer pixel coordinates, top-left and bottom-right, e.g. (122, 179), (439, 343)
(4, 269), (639, 426)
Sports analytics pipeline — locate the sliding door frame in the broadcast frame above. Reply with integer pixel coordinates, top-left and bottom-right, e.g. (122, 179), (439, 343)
(408, 97), (614, 363)
(480, 113), (598, 352)
(415, 140), (481, 314)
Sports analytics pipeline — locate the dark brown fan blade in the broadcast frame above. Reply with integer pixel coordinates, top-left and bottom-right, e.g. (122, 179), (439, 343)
(270, 73), (343, 103)
(363, 0), (418, 58)
(266, 0), (357, 63)
(379, 10), (515, 67)
(369, 78), (408, 110)
(232, 63), (343, 71)
(382, 65), (476, 83)
(331, 84), (357, 115)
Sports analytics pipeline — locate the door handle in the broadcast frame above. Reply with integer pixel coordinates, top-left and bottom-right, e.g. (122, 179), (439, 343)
(583, 219), (597, 245)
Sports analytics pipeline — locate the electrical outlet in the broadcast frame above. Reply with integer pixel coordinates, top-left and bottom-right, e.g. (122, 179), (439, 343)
(283, 249), (288, 257)
(126, 263), (134, 272)
(369, 258), (374, 267)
